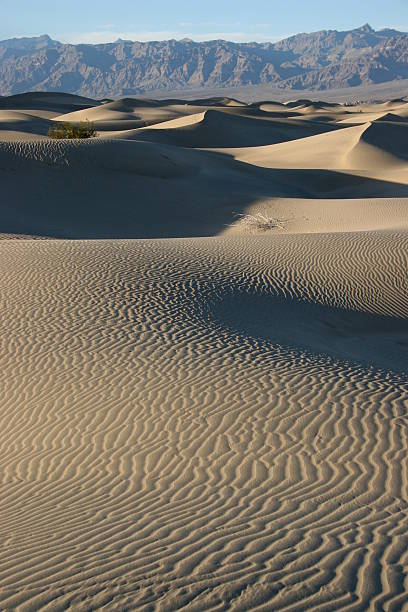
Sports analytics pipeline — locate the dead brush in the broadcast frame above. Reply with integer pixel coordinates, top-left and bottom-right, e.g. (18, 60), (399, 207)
(232, 212), (288, 231)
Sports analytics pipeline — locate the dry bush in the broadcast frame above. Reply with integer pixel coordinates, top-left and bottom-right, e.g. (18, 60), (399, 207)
(232, 213), (288, 231)
(48, 120), (97, 139)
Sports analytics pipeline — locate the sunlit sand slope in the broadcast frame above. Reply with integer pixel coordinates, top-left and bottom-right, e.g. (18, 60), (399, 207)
(1, 235), (407, 610)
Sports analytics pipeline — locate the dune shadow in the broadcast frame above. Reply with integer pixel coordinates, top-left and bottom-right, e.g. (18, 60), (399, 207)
(361, 121), (408, 161)
(210, 291), (408, 373)
(229, 160), (408, 199)
(1, 141), (408, 239)
(0, 92), (99, 114)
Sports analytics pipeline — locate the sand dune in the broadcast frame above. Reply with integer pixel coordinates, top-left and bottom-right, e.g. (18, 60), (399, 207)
(0, 92), (102, 138)
(230, 121), (408, 187)
(0, 110), (52, 140)
(188, 96), (247, 107)
(129, 109), (341, 149)
(223, 197), (408, 235)
(0, 91), (100, 114)
(1, 92), (407, 609)
(55, 99), (212, 132)
(358, 121), (408, 161)
(375, 112), (408, 123)
(103, 111), (207, 139)
(1, 135), (407, 238)
(1, 137), (298, 238)
(230, 124), (365, 169)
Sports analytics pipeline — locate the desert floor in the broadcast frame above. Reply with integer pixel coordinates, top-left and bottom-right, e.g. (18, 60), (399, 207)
(0, 92), (407, 610)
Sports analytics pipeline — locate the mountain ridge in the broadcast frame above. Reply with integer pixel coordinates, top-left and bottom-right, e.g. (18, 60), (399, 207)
(0, 24), (407, 97)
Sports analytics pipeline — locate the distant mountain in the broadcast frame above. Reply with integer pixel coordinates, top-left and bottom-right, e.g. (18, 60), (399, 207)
(0, 34), (59, 52)
(0, 25), (407, 97)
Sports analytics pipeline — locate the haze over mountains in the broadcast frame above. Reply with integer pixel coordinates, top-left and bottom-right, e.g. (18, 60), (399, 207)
(1, 24), (408, 97)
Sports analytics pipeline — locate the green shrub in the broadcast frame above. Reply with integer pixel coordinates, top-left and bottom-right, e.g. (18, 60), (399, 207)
(48, 120), (97, 139)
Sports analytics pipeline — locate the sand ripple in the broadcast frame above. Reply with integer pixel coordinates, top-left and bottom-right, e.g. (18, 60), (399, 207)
(0, 234), (407, 609)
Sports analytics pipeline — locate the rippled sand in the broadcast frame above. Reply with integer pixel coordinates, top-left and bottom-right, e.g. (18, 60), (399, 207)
(1, 93), (407, 609)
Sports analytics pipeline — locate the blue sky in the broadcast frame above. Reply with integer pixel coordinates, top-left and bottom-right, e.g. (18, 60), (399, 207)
(1, 0), (407, 43)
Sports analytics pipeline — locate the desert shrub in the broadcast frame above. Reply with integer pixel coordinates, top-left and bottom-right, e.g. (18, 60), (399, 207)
(48, 120), (97, 139)
(232, 213), (288, 231)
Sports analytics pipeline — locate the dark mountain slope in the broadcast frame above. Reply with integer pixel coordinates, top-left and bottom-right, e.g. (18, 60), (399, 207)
(0, 25), (407, 97)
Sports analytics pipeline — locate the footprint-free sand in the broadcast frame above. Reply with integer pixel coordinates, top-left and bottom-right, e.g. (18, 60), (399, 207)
(1, 92), (407, 610)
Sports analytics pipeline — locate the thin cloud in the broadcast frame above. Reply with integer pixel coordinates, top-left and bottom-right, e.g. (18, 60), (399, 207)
(57, 30), (286, 44)
(378, 24), (408, 31)
(58, 31), (180, 44)
(183, 32), (281, 42)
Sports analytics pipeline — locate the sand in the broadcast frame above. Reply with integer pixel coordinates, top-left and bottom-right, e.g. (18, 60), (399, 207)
(0, 92), (407, 610)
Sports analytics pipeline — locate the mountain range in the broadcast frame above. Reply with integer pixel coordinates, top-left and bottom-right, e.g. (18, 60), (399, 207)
(0, 24), (407, 97)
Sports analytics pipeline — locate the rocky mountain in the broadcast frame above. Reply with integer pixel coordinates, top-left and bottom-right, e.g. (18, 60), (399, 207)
(0, 24), (407, 97)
